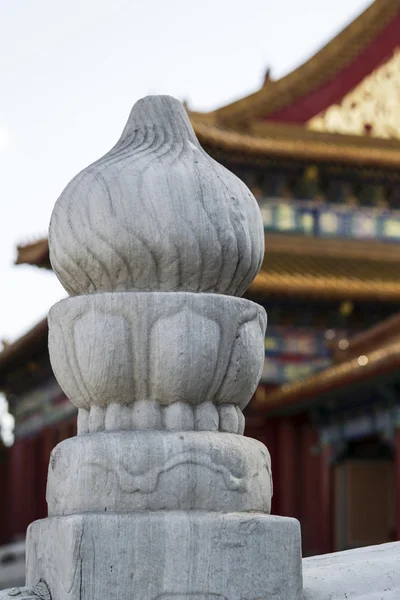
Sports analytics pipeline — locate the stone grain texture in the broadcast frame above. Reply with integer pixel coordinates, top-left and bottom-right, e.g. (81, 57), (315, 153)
(46, 431), (273, 515)
(27, 513), (302, 600)
(49, 96), (264, 298)
(48, 292), (266, 414)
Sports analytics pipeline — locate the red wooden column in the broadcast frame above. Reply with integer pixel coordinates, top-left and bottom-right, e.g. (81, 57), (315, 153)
(300, 424), (321, 556)
(8, 439), (24, 538)
(319, 442), (333, 554)
(395, 427), (400, 542)
(274, 418), (298, 518)
(8, 437), (38, 539)
(8, 439), (26, 538)
(0, 447), (10, 544)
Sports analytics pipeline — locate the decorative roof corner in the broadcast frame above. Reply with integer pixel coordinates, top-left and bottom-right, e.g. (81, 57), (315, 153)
(211, 0), (400, 125)
(15, 238), (50, 269)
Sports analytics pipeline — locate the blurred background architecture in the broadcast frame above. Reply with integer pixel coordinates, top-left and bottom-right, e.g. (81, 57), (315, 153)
(1, 0), (400, 584)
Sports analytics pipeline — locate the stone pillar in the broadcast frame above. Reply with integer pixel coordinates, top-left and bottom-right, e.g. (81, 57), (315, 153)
(16, 96), (301, 598)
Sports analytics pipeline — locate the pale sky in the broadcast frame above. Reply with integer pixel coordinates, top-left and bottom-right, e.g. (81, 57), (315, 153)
(0, 0), (373, 344)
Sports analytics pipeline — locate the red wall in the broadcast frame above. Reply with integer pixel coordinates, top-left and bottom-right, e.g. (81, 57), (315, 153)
(5, 418), (77, 543)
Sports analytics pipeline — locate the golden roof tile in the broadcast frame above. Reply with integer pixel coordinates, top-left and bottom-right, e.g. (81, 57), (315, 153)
(250, 251), (400, 302)
(192, 119), (400, 168)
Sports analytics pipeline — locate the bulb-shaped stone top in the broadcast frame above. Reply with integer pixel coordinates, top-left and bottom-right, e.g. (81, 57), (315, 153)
(49, 95), (264, 296)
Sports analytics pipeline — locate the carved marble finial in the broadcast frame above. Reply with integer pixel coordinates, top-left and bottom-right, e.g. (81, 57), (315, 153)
(25, 96), (302, 600)
(49, 95), (264, 297)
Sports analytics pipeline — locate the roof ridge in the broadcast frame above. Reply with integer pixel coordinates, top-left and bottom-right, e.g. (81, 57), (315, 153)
(211, 0), (400, 124)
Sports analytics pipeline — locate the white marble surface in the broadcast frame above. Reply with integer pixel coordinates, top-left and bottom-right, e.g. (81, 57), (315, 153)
(303, 542), (400, 600)
(27, 513), (302, 600)
(46, 431), (272, 515)
(48, 292), (266, 416)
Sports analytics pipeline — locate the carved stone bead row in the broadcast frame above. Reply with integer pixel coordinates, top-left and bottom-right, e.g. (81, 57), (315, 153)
(78, 401), (245, 435)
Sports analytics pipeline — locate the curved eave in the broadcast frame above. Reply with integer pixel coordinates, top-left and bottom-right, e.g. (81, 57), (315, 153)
(211, 0), (400, 124)
(250, 238), (400, 303)
(193, 120), (400, 169)
(331, 313), (400, 363)
(250, 273), (400, 304)
(16, 238), (50, 269)
(251, 339), (400, 415)
(0, 318), (48, 385)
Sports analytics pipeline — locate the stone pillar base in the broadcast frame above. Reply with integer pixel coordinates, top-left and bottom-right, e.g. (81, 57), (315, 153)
(27, 512), (302, 600)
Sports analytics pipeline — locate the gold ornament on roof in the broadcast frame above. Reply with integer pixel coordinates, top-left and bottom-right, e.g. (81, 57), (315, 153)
(308, 49), (400, 140)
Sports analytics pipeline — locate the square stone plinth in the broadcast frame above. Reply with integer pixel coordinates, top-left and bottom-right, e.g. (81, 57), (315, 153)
(27, 512), (302, 600)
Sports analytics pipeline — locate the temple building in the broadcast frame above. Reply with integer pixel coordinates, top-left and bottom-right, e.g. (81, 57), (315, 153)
(1, 0), (400, 560)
